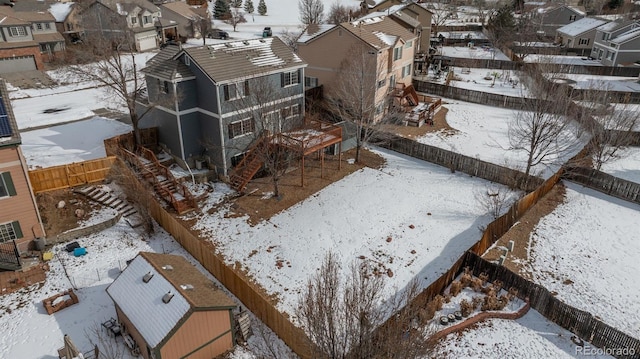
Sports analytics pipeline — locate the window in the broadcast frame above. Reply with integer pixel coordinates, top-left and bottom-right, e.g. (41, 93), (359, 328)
(281, 70), (299, 87)
(304, 76), (318, 88)
(66, 23), (74, 31)
(606, 51), (613, 60)
(223, 81), (249, 100)
(393, 46), (403, 61)
(0, 172), (17, 198)
(401, 64), (412, 78)
(375, 102), (385, 115)
(39, 44), (49, 52)
(0, 222), (22, 243)
(130, 17), (137, 24)
(9, 27), (26, 37)
(569, 15), (576, 21)
(377, 79), (385, 89)
(36, 23), (42, 31)
(388, 74), (396, 87)
(404, 40), (413, 49)
(282, 104), (300, 119)
(598, 49), (603, 59)
(157, 79), (169, 94)
(45, 23), (51, 30)
(143, 15), (152, 24)
(228, 118), (254, 139)
(578, 38), (589, 45)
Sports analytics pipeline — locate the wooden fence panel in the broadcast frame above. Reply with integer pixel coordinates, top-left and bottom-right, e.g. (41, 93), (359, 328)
(563, 167), (640, 205)
(28, 157), (117, 193)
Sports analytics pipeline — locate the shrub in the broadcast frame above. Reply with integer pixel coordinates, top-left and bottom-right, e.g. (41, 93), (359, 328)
(449, 280), (463, 297)
(459, 299), (474, 317)
(493, 279), (503, 293)
(508, 287), (519, 300)
(478, 272), (489, 284)
(481, 294), (499, 311)
(472, 296), (484, 309)
(470, 277), (483, 292)
(425, 295), (444, 320)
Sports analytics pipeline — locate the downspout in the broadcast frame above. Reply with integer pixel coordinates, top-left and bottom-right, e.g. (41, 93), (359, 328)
(216, 84), (228, 176)
(174, 81), (186, 161)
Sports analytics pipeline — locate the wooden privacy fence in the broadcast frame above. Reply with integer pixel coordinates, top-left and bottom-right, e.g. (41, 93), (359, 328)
(29, 157), (117, 193)
(117, 159), (312, 358)
(464, 252), (640, 359)
(563, 166), (640, 205)
(380, 134), (543, 192)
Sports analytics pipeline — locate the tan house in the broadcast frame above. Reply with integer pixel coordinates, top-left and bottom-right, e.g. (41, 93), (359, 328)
(298, 16), (417, 121)
(0, 80), (46, 258)
(106, 252), (237, 359)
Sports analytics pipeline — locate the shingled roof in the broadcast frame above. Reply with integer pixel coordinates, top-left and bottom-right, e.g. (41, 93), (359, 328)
(342, 15), (417, 50)
(142, 44), (193, 80)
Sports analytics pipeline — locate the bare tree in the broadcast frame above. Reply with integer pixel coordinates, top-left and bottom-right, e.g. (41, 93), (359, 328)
(296, 252), (433, 359)
(474, 184), (512, 219)
(279, 26), (306, 52)
(327, 1), (353, 24)
(108, 160), (155, 235)
(85, 323), (126, 359)
(426, 1), (456, 38)
(68, 9), (167, 147)
(191, 8), (213, 47)
(325, 44), (401, 163)
(225, 7), (247, 31)
(299, 0), (325, 25)
(509, 66), (582, 178)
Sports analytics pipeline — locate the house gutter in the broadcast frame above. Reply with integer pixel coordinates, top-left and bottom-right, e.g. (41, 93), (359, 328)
(174, 81), (186, 160)
(216, 84), (227, 176)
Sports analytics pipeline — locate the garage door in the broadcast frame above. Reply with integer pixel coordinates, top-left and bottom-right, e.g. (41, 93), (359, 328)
(137, 35), (157, 51)
(0, 56), (36, 74)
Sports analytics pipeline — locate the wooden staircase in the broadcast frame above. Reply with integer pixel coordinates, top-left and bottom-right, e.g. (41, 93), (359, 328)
(120, 147), (197, 214)
(229, 133), (269, 192)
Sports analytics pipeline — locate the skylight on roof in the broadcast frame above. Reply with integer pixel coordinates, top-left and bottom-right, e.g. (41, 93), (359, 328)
(162, 291), (174, 304)
(142, 272), (154, 283)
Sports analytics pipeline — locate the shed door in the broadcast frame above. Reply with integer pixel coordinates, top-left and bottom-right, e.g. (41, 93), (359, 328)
(0, 56), (36, 73)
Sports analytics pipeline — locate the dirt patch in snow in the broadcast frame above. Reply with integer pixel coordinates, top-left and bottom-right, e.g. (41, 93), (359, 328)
(482, 183), (567, 279)
(380, 105), (457, 139)
(36, 189), (99, 237)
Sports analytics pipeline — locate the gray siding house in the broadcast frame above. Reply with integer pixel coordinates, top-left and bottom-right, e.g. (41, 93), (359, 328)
(138, 37), (307, 176)
(535, 5), (586, 37)
(556, 17), (607, 56)
(591, 20), (640, 66)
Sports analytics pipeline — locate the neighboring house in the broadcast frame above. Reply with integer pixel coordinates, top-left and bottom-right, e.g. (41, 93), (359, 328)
(81, 0), (161, 51)
(9, 0), (66, 62)
(556, 17), (608, 56)
(0, 5), (65, 72)
(297, 16), (418, 121)
(159, 1), (202, 40)
(591, 20), (640, 66)
(0, 80), (46, 255)
(533, 5), (586, 37)
(356, 2), (432, 54)
(49, 2), (82, 43)
(107, 252), (237, 359)
(138, 37), (307, 176)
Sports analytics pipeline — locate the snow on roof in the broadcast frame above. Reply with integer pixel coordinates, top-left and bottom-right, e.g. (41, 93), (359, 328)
(611, 26), (640, 44)
(297, 24), (335, 43)
(107, 254), (190, 348)
(373, 31), (397, 46)
(48, 2), (74, 22)
(557, 17), (607, 37)
(209, 38), (289, 68)
(365, 0), (386, 8)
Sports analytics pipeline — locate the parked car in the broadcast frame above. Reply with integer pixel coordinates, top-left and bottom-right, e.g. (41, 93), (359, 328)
(207, 29), (229, 40)
(263, 27), (272, 37)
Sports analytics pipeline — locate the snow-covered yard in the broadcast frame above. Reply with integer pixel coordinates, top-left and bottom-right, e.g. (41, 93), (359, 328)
(0, 210), (292, 359)
(415, 99), (585, 179)
(526, 182), (640, 338)
(439, 45), (511, 61)
(599, 147), (640, 183)
(415, 67), (530, 97)
(187, 147), (521, 317)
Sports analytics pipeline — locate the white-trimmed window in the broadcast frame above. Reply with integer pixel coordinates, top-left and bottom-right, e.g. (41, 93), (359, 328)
(401, 64), (412, 78)
(35, 23), (43, 31)
(388, 74), (396, 87)
(0, 221), (22, 243)
(45, 23), (51, 30)
(143, 15), (152, 25)
(9, 27), (27, 37)
(281, 70), (299, 87)
(0, 172), (16, 198)
(606, 51), (613, 60)
(377, 79), (385, 89)
(223, 80), (250, 101)
(130, 17), (137, 24)
(569, 15), (576, 21)
(157, 79), (169, 94)
(393, 46), (403, 61)
(578, 38), (589, 45)
(228, 118), (254, 139)
(404, 40), (413, 49)
(304, 76), (318, 88)
(282, 104), (300, 119)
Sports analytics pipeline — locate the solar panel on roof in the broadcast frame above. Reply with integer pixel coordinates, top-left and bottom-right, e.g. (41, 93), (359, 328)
(0, 96), (11, 138)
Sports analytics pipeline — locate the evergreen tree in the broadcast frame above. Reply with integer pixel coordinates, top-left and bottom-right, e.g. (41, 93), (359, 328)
(230, 0), (242, 7)
(214, 0), (230, 19)
(244, 0), (254, 14)
(257, 0), (267, 15)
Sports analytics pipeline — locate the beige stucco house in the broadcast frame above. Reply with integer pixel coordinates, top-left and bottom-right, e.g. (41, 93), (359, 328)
(297, 16), (417, 122)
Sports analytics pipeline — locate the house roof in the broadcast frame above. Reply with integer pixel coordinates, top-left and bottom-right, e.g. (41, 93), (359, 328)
(49, 2), (75, 22)
(143, 44), (193, 80)
(610, 26), (640, 45)
(342, 15), (417, 50)
(13, 10), (57, 22)
(106, 252), (235, 348)
(0, 79), (21, 146)
(390, 10), (422, 29)
(11, 0), (54, 12)
(297, 23), (336, 43)
(0, 6), (38, 25)
(538, 4), (586, 16)
(181, 36), (306, 84)
(597, 19), (637, 33)
(161, 1), (200, 21)
(557, 17), (607, 37)
(33, 31), (65, 43)
(98, 0), (159, 15)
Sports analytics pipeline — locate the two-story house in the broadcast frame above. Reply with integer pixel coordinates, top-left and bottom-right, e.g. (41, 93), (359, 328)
(159, 1), (203, 40)
(534, 5), (586, 38)
(591, 20), (640, 66)
(0, 5), (66, 72)
(0, 80), (46, 256)
(10, 0), (66, 62)
(138, 37), (307, 176)
(297, 16), (417, 122)
(556, 17), (608, 56)
(49, 2), (82, 43)
(81, 0), (161, 51)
